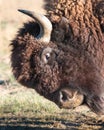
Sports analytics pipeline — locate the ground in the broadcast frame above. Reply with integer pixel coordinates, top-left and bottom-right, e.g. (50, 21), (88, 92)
(0, 0), (104, 129)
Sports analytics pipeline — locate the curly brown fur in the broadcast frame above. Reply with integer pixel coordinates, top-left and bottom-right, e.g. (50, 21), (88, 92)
(45, 0), (101, 37)
(11, 22), (82, 96)
(45, 0), (104, 67)
(45, 0), (103, 43)
(11, 21), (104, 114)
(11, 22), (59, 95)
(45, 0), (104, 31)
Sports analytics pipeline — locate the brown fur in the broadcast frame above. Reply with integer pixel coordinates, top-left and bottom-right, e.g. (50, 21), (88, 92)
(11, 0), (104, 115)
(45, 0), (104, 69)
(44, 0), (104, 115)
(11, 22), (59, 96)
(44, 0), (104, 88)
(45, 0), (104, 33)
(11, 22), (83, 97)
(11, 21), (104, 114)
(45, 0), (103, 48)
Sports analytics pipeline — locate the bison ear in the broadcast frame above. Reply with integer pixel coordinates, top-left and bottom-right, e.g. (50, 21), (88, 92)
(18, 9), (52, 43)
(59, 17), (69, 33)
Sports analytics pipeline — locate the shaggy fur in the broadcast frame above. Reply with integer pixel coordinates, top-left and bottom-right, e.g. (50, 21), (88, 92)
(44, 0), (104, 83)
(11, 0), (104, 115)
(45, 0), (104, 33)
(44, 0), (104, 70)
(11, 21), (104, 114)
(11, 22), (85, 107)
(45, 0), (104, 47)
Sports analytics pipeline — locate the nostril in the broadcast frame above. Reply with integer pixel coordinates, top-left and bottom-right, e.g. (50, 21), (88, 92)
(60, 91), (69, 102)
(57, 89), (84, 109)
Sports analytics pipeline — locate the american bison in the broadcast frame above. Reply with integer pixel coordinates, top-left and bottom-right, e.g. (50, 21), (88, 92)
(11, 0), (104, 115)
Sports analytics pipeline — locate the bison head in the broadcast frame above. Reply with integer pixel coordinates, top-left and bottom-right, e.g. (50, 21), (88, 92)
(11, 9), (104, 115)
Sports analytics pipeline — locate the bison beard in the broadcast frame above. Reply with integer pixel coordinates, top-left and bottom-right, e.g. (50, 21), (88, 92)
(11, 0), (104, 115)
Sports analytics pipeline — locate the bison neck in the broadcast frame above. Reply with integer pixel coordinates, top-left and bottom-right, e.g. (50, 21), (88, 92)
(50, 0), (104, 68)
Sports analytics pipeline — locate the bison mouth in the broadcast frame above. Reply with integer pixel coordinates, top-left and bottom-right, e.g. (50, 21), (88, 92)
(51, 87), (84, 109)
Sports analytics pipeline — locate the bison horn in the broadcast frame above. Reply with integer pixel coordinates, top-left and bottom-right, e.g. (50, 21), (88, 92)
(18, 9), (52, 43)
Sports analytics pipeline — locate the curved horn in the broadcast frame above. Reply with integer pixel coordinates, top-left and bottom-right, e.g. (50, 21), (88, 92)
(18, 9), (52, 43)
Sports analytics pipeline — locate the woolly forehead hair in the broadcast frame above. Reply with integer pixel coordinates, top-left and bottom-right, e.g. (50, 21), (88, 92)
(44, 0), (91, 22)
(12, 34), (57, 54)
(11, 33), (59, 85)
(13, 34), (43, 52)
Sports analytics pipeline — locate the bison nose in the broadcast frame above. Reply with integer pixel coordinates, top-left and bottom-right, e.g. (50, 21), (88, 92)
(57, 88), (84, 109)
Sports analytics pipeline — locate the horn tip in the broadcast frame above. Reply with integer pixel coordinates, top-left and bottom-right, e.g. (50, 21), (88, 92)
(18, 9), (29, 14)
(17, 9), (32, 17)
(18, 9), (23, 12)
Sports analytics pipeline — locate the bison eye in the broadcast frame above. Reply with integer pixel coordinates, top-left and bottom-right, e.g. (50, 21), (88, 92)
(41, 47), (52, 64)
(46, 53), (50, 60)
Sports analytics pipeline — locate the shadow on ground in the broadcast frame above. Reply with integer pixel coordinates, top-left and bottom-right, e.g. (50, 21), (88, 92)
(0, 126), (56, 130)
(0, 117), (65, 130)
(0, 115), (104, 130)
